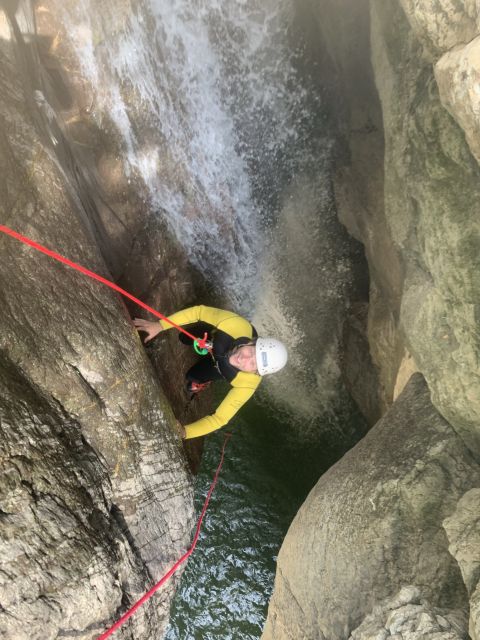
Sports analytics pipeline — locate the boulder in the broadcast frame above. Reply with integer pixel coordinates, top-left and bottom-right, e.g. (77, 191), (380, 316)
(349, 586), (467, 640)
(262, 375), (479, 639)
(398, 0), (479, 58)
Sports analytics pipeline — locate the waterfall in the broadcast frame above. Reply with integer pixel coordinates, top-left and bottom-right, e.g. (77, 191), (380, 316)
(51, 0), (357, 424)
(53, 0), (324, 314)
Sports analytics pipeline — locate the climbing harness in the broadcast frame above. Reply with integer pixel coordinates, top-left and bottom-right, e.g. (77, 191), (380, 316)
(0, 224), (211, 354)
(97, 433), (231, 640)
(0, 224), (233, 637)
(187, 380), (212, 396)
(193, 338), (212, 356)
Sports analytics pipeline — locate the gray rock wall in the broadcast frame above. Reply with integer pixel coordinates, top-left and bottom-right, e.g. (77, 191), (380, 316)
(262, 375), (479, 639)
(263, 1), (480, 637)
(370, 0), (480, 457)
(0, 3), (194, 638)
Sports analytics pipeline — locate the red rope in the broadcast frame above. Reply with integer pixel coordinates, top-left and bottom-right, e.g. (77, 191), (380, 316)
(0, 224), (209, 349)
(0, 223), (229, 633)
(97, 433), (231, 640)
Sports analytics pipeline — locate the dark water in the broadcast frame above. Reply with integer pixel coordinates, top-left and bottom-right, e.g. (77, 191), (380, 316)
(166, 411), (300, 640)
(165, 391), (363, 639)
(165, 419), (296, 639)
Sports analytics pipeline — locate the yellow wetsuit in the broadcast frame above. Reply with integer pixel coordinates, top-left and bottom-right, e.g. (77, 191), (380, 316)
(159, 305), (261, 439)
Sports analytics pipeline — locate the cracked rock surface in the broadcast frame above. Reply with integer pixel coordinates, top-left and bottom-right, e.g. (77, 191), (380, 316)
(0, 4), (194, 638)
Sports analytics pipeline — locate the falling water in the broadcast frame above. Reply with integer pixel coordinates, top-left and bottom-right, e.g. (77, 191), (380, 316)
(53, 0), (326, 314)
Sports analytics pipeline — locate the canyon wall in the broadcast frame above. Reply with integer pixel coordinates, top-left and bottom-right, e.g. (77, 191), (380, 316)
(263, 1), (480, 637)
(0, 3), (198, 637)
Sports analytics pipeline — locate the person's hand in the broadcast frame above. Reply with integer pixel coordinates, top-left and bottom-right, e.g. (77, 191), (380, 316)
(176, 420), (186, 439)
(133, 317), (163, 343)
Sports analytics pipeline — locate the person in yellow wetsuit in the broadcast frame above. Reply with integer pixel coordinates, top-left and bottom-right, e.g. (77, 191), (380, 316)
(133, 306), (287, 440)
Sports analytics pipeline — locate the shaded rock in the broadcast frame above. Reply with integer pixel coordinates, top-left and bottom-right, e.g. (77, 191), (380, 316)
(366, 282), (407, 410)
(304, 0), (405, 413)
(443, 488), (480, 640)
(32, 0), (160, 279)
(341, 301), (385, 426)
(118, 210), (212, 474)
(262, 374), (479, 640)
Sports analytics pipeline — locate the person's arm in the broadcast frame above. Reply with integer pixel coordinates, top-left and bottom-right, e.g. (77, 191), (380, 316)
(135, 305), (254, 342)
(159, 305), (242, 332)
(133, 306), (229, 342)
(184, 374), (261, 439)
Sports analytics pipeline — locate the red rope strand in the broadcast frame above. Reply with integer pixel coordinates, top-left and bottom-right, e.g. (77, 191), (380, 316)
(97, 434), (231, 640)
(0, 224), (209, 348)
(0, 224), (229, 635)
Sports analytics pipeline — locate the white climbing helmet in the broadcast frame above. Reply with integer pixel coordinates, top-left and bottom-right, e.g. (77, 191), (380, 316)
(255, 338), (288, 376)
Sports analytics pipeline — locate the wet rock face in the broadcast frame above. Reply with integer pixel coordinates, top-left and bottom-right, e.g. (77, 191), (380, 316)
(0, 4), (194, 639)
(262, 375), (480, 640)
(341, 302), (385, 427)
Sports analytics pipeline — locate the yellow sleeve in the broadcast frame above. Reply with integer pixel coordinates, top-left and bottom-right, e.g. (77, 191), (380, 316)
(159, 305), (238, 331)
(159, 305), (254, 339)
(184, 374), (261, 439)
